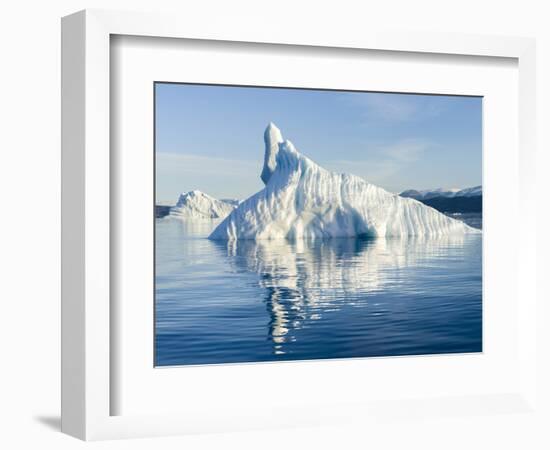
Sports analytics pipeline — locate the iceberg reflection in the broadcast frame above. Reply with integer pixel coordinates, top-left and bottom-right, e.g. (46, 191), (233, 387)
(213, 235), (470, 356)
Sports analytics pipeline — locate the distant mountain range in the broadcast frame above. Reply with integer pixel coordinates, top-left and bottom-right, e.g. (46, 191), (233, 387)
(155, 204), (172, 218)
(399, 185), (482, 213)
(400, 185), (482, 200)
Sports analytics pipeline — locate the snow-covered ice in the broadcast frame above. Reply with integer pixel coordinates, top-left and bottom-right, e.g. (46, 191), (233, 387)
(209, 123), (480, 240)
(170, 190), (237, 219)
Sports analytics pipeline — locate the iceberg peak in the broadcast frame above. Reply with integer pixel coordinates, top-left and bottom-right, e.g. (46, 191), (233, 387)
(260, 122), (284, 185)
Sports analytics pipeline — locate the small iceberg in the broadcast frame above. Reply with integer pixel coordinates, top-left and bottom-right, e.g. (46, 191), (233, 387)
(170, 190), (237, 220)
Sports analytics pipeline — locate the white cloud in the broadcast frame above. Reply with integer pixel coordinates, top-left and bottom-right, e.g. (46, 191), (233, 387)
(324, 139), (432, 192)
(341, 92), (444, 122)
(383, 139), (429, 162)
(362, 94), (417, 121)
(156, 152), (259, 176)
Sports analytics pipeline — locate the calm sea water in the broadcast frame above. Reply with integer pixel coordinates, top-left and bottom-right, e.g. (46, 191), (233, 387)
(155, 218), (482, 366)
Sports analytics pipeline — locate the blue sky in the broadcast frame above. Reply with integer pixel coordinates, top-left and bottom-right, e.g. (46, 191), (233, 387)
(155, 83), (482, 202)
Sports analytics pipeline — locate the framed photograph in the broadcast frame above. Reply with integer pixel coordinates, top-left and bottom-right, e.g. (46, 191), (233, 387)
(61, 9), (538, 440)
(153, 83), (484, 367)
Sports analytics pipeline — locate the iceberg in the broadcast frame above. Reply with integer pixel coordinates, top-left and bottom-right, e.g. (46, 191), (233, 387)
(170, 190), (237, 220)
(209, 123), (480, 240)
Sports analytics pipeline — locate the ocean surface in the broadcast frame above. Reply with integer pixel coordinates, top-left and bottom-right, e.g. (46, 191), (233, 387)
(155, 216), (482, 366)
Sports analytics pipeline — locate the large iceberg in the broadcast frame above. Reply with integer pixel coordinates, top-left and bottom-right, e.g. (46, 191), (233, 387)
(170, 190), (237, 219)
(209, 123), (479, 240)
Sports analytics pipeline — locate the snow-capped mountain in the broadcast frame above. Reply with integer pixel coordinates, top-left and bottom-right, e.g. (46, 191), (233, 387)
(455, 185), (482, 197)
(400, 185), (482, 200)
(399, 185), (482, 215)
(170, 190), (238, 219)
(209, 123), (478, 240)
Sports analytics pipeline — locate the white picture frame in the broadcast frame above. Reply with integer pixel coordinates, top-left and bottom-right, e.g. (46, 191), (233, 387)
(61, 9), (537, 441)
